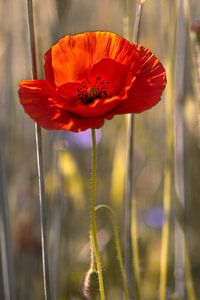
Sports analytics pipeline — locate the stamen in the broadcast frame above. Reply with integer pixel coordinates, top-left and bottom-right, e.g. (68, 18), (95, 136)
(77, 77), (109, 105)
(87, 86), (99, 99)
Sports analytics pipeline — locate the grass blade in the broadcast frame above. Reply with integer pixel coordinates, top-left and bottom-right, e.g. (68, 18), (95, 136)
(173, 0), (187, 297)
(26, 1), (52, 299)
(0, 145), (16, 300)
(159, 1), (176, 299)
(124, 1), (144, 299)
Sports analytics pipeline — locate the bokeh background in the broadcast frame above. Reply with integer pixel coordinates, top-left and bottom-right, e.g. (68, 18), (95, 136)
(1, 0), (200, 299)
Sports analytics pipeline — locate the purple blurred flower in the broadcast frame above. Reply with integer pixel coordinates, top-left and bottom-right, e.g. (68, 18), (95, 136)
(144, 206), (165, 229)
(62, 128), (102, 149)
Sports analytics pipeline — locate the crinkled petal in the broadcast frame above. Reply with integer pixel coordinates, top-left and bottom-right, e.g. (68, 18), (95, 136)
(18, 80), (105, 132)
(52, 74), (135, 119)
(113, 48), (167, 114)
(90, 58), (129, 96)
(19, 32), (167, 132)
(53, 58), (133, 118)
(44, 31), (141, 87)
(57, 82), (80, 105)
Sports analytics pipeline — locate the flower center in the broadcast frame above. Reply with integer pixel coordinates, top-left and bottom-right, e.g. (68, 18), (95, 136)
(77, 77), (109, 105)
(87, 86), (99, 99)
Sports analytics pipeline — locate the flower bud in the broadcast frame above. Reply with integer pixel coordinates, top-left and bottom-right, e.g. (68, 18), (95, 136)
(83, 270), (99, 299)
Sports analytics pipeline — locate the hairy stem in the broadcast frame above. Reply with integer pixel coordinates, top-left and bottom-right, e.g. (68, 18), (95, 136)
(90, 128), (105, 300)
(96, 204), (130, 300)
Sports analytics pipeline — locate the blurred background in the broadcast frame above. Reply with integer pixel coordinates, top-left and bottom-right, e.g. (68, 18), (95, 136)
(1, 0), (200, 299)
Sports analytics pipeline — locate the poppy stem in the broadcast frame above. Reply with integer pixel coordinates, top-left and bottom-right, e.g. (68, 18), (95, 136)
(89, 230), (95, 272)
(90, 128), (106, 300)
(124, 1), (144, 299)
(26, 1), (52, 300)
(95, 204), (130, 300)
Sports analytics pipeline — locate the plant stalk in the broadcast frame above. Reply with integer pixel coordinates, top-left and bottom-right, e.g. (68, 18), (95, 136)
(124, 1), (144, 299)
(96, 204), (130, 300)
(159, 1), (177, 298)
(0, 145), (15, 300)
(174, 0), (187, 297)
(90, 128), (105, 300)
(26, 1), (52, 299)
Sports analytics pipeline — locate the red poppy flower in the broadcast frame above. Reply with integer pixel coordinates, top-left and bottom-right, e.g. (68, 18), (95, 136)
(19, 31), (167, 132)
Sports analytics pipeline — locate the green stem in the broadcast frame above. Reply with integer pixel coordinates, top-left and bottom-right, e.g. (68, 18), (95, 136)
(90, 128), (105, 300)
(96, 204), (130, 300)
(185, 242), (197, 300)
(89, 230), (95, 272)
(159, 1), (177, 298)
(132, 200), (142, 300)
(159, 166), (171, 300)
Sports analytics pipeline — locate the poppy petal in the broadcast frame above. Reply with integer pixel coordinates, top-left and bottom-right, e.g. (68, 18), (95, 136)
(113, 49), (167, 114)
(19, 80), (104, 132)
(90, 58), (129, 96)
(44, 32), (141, 87)
(53, 73), (134, 119)
(19, 32), (167, 132)
(57, 82), (80, 105)
(44, 49), (55, 87)
(53, 87), (130, 119)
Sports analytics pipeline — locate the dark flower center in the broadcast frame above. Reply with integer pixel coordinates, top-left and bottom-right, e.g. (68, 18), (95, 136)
(77, 77), (109, 105)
